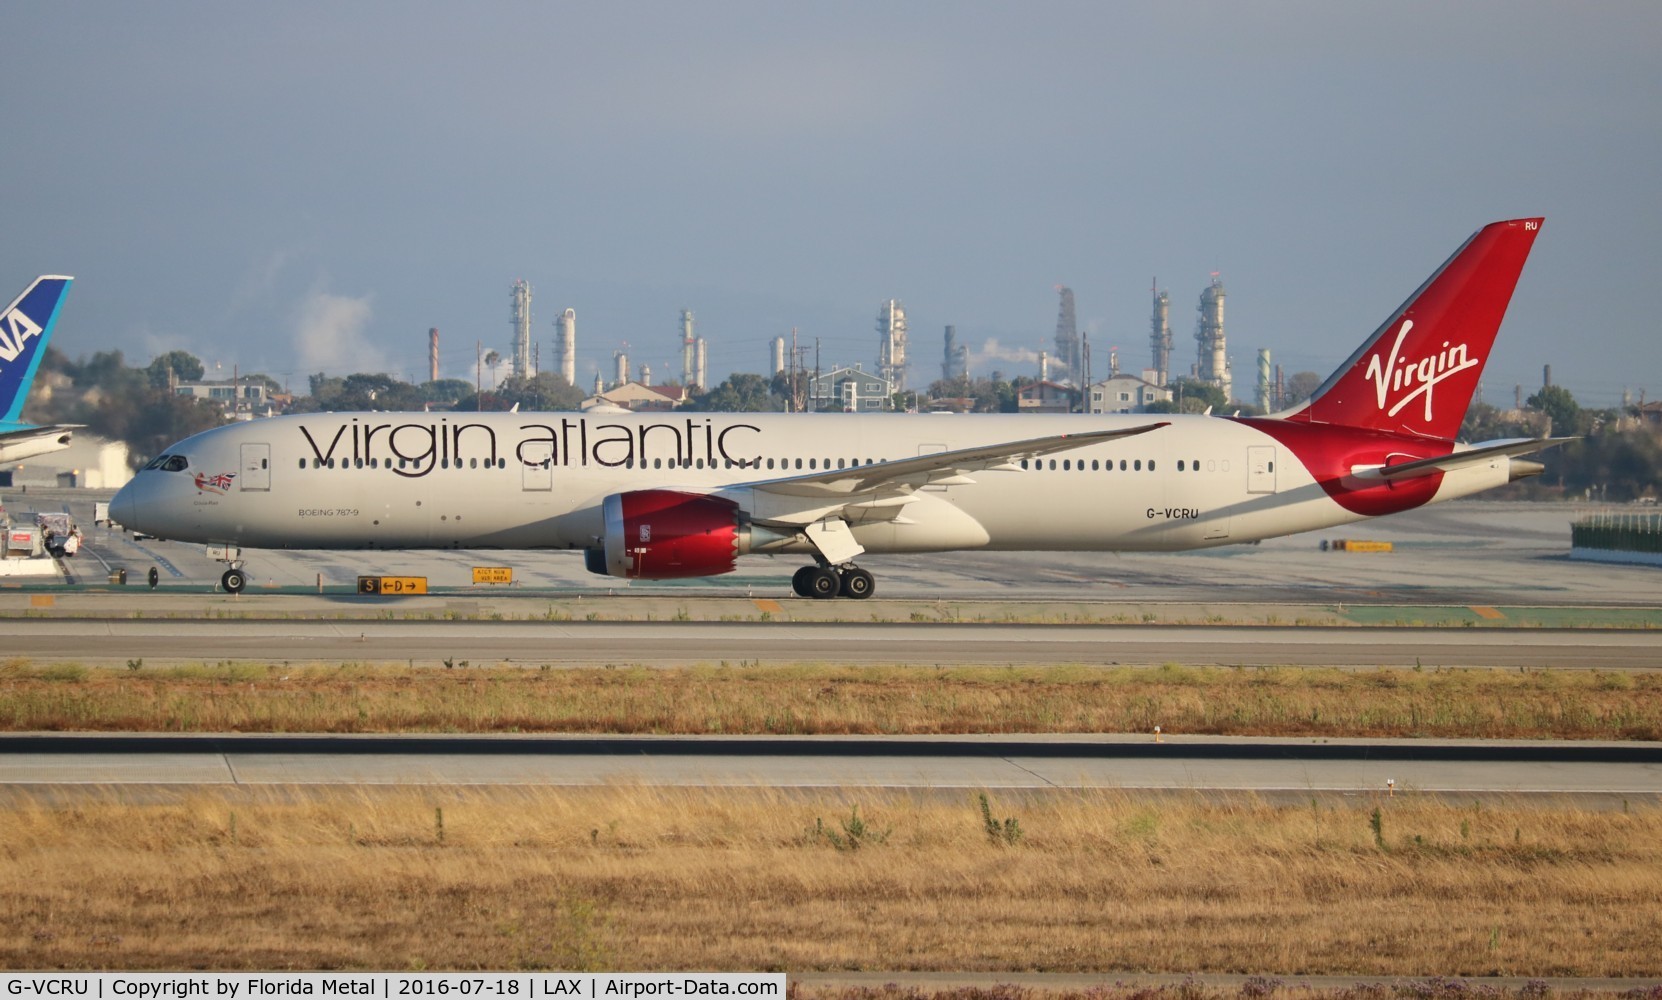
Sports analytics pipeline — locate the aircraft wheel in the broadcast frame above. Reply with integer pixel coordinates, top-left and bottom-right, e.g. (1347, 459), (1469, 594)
(791, 565), (817, 598)
(222, 568), (247, 594)
(839, 567), (875, 600)
(806, 567), (840, 599)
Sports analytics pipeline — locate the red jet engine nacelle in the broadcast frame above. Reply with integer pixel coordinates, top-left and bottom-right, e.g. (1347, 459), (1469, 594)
(597, 490), (742, 579)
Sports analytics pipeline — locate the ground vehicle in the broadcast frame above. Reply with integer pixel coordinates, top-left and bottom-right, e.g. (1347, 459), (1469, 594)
(35, 512), (79, 557)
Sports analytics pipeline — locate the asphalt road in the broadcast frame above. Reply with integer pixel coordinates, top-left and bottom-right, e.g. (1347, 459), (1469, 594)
(5, 733), (1660, 798)
(2, 617), (1655, 668)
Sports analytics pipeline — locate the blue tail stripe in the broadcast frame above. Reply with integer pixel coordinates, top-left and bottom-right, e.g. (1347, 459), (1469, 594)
(0, 276), (74, 425)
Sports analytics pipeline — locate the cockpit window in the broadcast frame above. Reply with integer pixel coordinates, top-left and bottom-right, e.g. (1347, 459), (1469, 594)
(144, 454), (190, 472)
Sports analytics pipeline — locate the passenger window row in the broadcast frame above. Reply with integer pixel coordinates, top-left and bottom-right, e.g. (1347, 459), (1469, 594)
(1021, 457), (1163, 472)
(300, 457), (510, 470)
(295, 456), (889, 472)
(292, 453), (1228, 475)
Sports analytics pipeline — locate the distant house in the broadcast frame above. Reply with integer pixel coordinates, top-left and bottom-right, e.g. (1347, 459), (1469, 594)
(809, 366), (893, 412)
(174, 379), (269, 415)
(1089, 374), (1171, 414)
(581, 382), (688, 412)
(1016, 380), (1080, 414)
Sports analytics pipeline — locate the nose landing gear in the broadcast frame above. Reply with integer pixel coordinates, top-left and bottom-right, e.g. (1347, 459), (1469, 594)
(210, 545), (248, 594)
(791, 563), (875, 600)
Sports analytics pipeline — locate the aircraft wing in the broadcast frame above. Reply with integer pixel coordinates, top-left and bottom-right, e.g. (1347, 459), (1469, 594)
(1350, 437), (1572, 482)
(0, 423), (79, 464)
(734, 422), (1168, 527)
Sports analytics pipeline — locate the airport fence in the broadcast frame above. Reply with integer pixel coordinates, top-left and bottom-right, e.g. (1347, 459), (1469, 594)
(1571, 511), (1662, 554)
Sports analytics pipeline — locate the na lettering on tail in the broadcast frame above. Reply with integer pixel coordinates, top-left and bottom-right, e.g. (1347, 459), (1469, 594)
(0, 275), (74, 425)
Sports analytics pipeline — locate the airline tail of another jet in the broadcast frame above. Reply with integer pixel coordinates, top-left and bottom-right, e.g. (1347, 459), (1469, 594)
(1282, 219), (1542, 441)
(0, 275), (74, 425)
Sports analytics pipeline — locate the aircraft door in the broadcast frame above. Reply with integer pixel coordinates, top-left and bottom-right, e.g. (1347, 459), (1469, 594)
(239, 443), (270, 491)
(1247, 445), (1276, 494)
(522, 441), (554, 491)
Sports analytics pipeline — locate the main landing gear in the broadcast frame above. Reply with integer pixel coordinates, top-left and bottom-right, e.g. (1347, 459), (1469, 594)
(221, 567), (247, 594)
(791, 563), (876, 600)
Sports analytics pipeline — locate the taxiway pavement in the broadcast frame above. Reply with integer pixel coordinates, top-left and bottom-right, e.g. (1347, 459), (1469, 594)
(4, 733), (1660, 800)
(1, 618), (1657, 669)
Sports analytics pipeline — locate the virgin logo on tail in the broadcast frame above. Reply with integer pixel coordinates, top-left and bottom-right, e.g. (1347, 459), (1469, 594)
(1363, 321), (1480, 423)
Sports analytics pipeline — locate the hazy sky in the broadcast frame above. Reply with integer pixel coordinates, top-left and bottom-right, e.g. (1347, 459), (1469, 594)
(7, 1), (1660, 406)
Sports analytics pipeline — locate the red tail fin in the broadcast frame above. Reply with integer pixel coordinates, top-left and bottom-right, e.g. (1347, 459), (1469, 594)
(1285, 218), (1542, 440)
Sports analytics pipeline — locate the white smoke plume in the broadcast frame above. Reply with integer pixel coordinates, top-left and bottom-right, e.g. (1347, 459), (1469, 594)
(293, 288), (384, 373)
(968, 337), (1040, 372)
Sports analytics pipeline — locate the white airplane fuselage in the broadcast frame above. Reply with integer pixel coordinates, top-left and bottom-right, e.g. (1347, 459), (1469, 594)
(111, 409), (1512, 555)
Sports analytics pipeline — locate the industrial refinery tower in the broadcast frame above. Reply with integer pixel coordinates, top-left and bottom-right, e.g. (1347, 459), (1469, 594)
(510, 280), (533, 381)
(877, 299), (908, 392)
(1149, 281), (1172, 386)
(1053, 287), (1080, 384)
(1194, 276), (1231, 401)
(941, 325), (968, 384)
(679, 310), (707, 391)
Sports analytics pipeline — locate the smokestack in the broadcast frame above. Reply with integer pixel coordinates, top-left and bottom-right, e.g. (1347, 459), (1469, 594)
(428, 328), (439, 383)
(1543, 364), (1552, 388)
(695, 338), (707, 391)
(557, 309), (576, 388)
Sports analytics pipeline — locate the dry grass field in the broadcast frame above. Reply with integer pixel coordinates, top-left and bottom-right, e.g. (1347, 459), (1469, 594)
(7, 658), (1659, 982)
(2, 660), (1660, 739)
(3, 786), (1660, 975)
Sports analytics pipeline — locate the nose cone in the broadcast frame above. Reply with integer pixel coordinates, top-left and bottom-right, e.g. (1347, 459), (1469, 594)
(110, 477), (140, 532)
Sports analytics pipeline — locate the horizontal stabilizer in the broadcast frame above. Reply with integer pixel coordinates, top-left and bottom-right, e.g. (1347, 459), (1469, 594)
(1350, 437), (1572, 482)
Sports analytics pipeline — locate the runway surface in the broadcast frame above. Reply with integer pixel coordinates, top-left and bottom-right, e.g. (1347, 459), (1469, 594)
(5, 733), (1661, 798)
(3, 617), (1657, 669)
(10, 492), (1662, 606)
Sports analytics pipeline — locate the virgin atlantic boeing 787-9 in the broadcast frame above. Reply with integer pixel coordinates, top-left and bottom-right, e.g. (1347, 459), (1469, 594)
(112, 219), (1561, 597)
